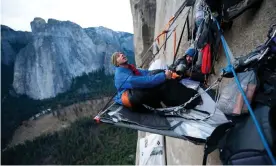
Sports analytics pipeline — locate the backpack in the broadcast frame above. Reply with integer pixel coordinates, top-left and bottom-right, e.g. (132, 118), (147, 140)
(254, 54), (276, 108)
(201, 43), (212, 74)
(218, 104), (276, 165)
(194, 15), (212, 49)
(216, 70), (257, 115)
(221, 0), (263, 21)
(204, 0), (263, 22)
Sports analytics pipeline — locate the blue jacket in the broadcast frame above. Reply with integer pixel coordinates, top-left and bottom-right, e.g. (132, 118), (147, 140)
(113, 66), (166, 105)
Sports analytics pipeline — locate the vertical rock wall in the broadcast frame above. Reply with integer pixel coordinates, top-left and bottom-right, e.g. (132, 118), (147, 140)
(131, 0), (276, 164)
(130, 0), (156, 68)
(210, 0), (276, 83)
(154, 0), (193, 67)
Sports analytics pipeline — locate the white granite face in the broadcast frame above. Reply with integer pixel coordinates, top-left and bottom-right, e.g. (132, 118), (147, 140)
(4, 18), (134, 99)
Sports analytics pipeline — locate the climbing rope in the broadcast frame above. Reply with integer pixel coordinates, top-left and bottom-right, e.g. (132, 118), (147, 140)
(213, 15), (276, 164)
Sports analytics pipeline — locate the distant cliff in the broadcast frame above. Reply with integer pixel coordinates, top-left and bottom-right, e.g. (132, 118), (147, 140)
(1, 18), (134, 100)
(84, 26), (134, 74)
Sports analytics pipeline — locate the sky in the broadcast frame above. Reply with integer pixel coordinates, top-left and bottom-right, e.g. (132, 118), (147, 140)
(1, 0), (134, 33)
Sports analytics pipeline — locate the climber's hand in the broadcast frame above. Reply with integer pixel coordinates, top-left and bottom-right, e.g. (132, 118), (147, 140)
(172, 72), (181, 79)
(165, 70), (172, 79)
(185, 70), (192, 77)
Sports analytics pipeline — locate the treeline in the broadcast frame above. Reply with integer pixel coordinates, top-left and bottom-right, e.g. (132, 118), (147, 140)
(1, 55), (135, 149)
(42, 67), (116, 109)
(2, 117), (138, 165)
(1, 68), (115, 149)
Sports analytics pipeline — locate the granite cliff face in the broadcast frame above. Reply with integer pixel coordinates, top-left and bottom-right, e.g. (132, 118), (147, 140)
(1, 18), (134, 100)
(13, 18), (102, 99)
(130, 0), (191, 68)
(130, 0), (276, 164)
(130, 0), (276, 71)
(85, 26), (134, 74)
(130, 0), (156, 68)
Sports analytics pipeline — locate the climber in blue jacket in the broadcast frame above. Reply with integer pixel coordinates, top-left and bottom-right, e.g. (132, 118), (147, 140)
(111, 52), (172, 107)
(111, 52), (202, 111)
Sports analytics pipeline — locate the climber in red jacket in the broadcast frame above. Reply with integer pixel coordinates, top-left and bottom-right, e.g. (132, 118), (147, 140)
(111, 52), (202, 111)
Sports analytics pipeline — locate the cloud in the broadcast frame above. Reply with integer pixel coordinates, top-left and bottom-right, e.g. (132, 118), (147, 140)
(1, 0), (134, 33)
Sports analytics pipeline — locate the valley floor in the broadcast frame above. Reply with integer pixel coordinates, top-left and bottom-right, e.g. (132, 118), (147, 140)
(9, 97), (110, 147)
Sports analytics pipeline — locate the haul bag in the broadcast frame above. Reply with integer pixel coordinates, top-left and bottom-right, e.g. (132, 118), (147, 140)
(218, 104), (276, 165)
(216, 70), (257, 116)
(221, 0), (263, 21)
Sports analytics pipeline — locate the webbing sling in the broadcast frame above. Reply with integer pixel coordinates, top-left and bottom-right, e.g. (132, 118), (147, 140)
(186, 8), (191, 41)
(142, 0), (192, 66)
(173, 30), (177, 55)
(163, 16), (175, 51)
(147, 9), (193, 66)
(173, 8), (191, 64)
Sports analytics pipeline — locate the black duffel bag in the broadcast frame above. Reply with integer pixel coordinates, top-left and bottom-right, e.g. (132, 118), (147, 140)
(205, 0), (263, 22)
(218, 103), (276, 165)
